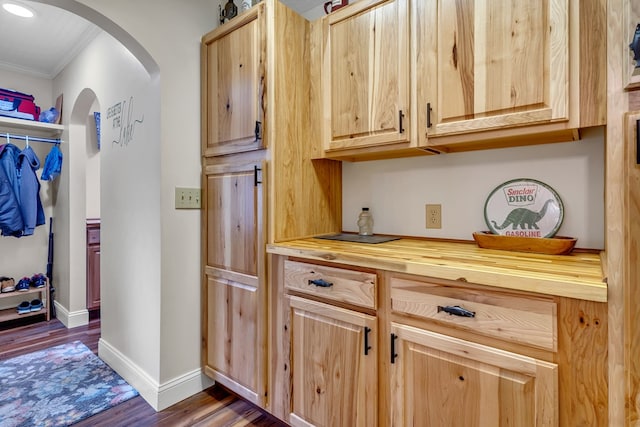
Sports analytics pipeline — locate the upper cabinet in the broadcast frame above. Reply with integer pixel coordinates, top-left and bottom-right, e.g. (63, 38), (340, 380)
(202, 7), (264, 157)
(315, 0), (605, 159)
(416, 0), (568, 140)
(321, 0), (413, 159)
(416, 0), (605, 152)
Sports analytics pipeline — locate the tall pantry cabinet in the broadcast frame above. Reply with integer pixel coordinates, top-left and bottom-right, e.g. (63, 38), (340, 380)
(200, 0), (341, 408)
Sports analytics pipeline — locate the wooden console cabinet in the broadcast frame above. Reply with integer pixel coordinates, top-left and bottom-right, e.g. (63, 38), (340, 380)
(86, 219), (100, 312)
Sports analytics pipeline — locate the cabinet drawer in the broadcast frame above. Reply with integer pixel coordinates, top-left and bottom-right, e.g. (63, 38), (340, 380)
(390, 276), (557, 351)
(87, 228), (100, 245)
(284, 260), (376, 309)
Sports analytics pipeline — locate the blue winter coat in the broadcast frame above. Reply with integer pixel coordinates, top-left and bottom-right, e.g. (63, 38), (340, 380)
(0, 144), (24, 236)
(18, 146), (45, 236)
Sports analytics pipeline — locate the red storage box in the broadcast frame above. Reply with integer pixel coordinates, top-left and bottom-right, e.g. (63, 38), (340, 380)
(0, 88), (41, 120)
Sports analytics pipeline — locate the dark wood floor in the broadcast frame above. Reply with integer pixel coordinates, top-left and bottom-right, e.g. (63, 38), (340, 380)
(0, 316), (287, 427)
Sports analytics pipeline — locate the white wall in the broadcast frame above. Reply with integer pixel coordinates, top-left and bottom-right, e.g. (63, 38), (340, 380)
(343, 127), (605, 249)
(45, 0), (218, 410)
(85, 99), (100, 218)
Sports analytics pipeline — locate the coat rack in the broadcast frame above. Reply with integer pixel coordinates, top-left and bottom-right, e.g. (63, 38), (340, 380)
(4, 132), (61, 144)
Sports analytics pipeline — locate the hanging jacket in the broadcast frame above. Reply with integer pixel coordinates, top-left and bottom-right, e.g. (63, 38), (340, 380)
(41, 144), (62, 181)
(0, 143), (24, 236)
(17, 145), (45, 236)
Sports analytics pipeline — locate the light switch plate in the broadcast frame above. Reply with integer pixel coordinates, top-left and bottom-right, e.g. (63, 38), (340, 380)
(175, 187), (201, 209)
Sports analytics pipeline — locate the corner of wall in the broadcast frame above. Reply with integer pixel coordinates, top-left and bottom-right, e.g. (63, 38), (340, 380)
(98, 337), (214, 411)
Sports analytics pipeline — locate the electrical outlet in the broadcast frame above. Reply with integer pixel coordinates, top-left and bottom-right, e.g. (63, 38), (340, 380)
(175, 187), (201, 209)
(425, 204), (442, 229)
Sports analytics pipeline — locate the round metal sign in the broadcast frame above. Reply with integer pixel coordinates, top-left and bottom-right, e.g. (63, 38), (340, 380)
(484, 178), (564, 238)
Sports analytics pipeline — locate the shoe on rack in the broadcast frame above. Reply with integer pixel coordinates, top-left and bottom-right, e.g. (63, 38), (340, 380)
(17, 301), (30, 314)
(31, 273), (46, 289)
(0, 277), (15, 293)
(15, 277), (31, 292)
(29, 299), (43, 312)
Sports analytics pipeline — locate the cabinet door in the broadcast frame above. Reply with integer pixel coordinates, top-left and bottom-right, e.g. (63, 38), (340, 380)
(415, 0), (569, 143)
(202, 6), (264, 156)
(322, 0), (410, 153)
(289, 296), (377, 427)
(203, 159), (266, 404)
(390, 323), (558, 426)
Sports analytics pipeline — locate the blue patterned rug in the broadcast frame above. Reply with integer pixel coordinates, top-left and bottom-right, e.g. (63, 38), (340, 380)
(0, 340), (139, 426)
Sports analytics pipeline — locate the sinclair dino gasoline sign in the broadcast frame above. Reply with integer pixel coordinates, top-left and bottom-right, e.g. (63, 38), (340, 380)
(484, 178), (564, 238)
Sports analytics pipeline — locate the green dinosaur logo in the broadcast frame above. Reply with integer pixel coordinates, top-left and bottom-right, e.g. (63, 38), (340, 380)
(490, 199), (556, 231)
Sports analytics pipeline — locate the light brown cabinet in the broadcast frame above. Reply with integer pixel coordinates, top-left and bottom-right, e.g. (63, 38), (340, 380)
(288, 296), (378, 427)
(389, 324), (558, 426)
(201, 0), (342, 411)
(270, 251), (607, 426)
(202, 8), (264, 157)
(414, 0), (605, 151)
(314, 0), (605, 159)
(86, 219), (100, 312)
(415, 0), (569, 140)
(388, 275), (558, 426)
(320, 0), (412, 158)
(202, 159), (266, 404)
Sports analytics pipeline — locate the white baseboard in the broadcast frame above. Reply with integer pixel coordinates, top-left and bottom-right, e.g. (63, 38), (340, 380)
(98, 337), (214, 411)
(53, 301), (88, 328)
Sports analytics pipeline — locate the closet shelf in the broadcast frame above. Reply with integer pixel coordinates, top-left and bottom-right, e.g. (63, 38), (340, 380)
(0, 116), (63, 138)
(0, 287), (44, 300)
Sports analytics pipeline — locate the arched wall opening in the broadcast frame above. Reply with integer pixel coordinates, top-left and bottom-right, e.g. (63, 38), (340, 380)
(20, 0), (215, 410)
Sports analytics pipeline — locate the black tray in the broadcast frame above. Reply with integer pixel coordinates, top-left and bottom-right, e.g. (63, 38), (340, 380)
(315, 233), (400, 244)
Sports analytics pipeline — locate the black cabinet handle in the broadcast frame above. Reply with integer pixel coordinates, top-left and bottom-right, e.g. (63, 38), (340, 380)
(437, 305), (475, 318)
(254, 165), (262, 186)
(254, 121), (262, 141)
(427, 102), (433, 128)
(390, 333), (398, 364)
(636, 119), (639, 165)
(364, 326), (372, 355)
(308, 278), (333, 288)
(399, 110), (405, 134)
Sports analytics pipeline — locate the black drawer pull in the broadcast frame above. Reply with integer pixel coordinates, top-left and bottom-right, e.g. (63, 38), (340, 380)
(308, 278), (333, 288)
(437, 305), (475, 318)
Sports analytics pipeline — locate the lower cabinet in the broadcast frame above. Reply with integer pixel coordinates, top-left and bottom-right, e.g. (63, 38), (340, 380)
(273, 256), (606, 427)
(389, 323), (558, 426)
(202, 157), (267, 405)
(205, 272), (262, 400)
(288, 296), (378, 427)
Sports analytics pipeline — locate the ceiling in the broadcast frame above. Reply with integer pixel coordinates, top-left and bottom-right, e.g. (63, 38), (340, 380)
(0, 0), (326, 80)
(0, 1), (101, 79)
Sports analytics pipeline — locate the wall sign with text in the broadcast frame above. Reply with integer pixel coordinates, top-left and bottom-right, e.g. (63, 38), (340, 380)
(484, 178), (564, 238)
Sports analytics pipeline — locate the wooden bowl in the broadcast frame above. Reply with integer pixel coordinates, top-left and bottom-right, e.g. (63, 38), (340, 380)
(472, 231), (577, 255)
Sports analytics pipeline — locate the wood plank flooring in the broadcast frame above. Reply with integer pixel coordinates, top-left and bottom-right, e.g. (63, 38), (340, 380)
(0, 317), (287, 427)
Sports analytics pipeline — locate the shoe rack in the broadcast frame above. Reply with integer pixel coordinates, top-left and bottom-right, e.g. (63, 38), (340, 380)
(0, 278), (50, 324)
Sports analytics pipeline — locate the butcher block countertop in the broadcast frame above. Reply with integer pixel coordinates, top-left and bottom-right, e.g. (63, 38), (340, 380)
(267, 237), (607, 302)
